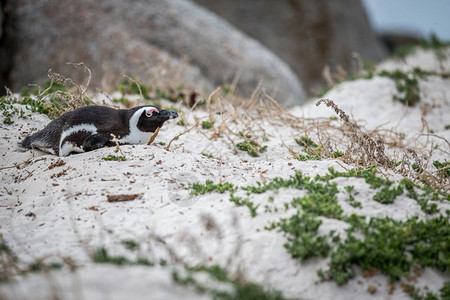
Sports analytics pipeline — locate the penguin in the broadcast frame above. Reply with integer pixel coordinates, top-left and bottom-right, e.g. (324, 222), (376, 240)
(20, 105), (178, 156)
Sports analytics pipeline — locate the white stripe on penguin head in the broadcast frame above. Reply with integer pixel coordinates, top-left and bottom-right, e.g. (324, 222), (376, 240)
(119, 106), (158, 144)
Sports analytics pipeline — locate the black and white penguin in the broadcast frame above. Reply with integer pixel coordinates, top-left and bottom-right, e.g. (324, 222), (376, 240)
(20, 105), (178, 156)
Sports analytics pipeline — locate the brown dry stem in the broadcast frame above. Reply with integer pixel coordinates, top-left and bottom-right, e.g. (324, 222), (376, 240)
(147, 127), (161, 145)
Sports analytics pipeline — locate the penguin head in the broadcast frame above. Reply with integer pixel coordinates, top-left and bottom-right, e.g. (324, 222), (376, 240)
(136, 106), (178, 132)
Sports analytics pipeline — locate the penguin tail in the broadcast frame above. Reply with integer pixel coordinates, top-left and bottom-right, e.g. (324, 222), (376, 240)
(19, 136), (32, 149)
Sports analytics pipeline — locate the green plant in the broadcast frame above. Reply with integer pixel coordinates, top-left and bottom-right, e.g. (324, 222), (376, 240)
(154, 86), (185, 102)
(201, 120), (214, 129)
(440, 282), (450, 299)
(344, 186), (362, 208)
(93, 247), (130, 265)
(28, 261), (63, 273)
(0, 237), (69, 282)
(93, 247), (153, 267)
(112, 96), (133, 107)
(117, 78), (150, 99)
(189, 180), (236, 195)
(2, 77), (93, 121)
(295, 136), (318, 148)
(20, 81), (69, 97)
(242, 170), (307, 194)
(229, 193), (258, 217)
(236, 141), (267, 157)
(223, 85), (233, 95)
(298, 154), (321, 161)
(172, 265), (287, 300)
(42, 81), (69, 94)
(412, 163), (424, 173)
(122, 240), (140, 251)
(323, 214), (450, 285)
(239, 167), (449, 291)
(176, 118), (185, 126)
(0, 96), (51, 124)
(291, 182), (342, 218)
(392, 33), (450, 60)
(433, 160), (450, 178)
(333, 150), (344, 158)
(400, 179), (440, 214)
(373, 185), (404, 204)
(183, 165), (448, 298)
(102, 155), (127, 161)
(294, 136), (322, 160)
(379, 69), (421, 106)
(267, 212), (330, 261)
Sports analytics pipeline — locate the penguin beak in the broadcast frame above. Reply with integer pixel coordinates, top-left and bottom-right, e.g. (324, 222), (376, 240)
(157, 109), (178, 121)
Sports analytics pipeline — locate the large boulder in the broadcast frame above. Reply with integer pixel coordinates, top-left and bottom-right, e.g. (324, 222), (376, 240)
(192, 0), (387, 93)
(0, 0), (306, 105)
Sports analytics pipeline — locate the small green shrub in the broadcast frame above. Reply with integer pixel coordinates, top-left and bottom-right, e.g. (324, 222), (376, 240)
(118, 78), (150, 99)
(189, 180), (236, 195)
(172, 265), (287, 300)
(229, 193), (258, 217)
(433, 160), (450, 178)
(267, 212), (330, 261)
(333, 150), (345, 158)
(201, 120), (214, 129)
(0, 96), (51, 124)
(298, 154), (321, 161)
(379, 69), (421, 106)
(344, 186), (362, 208)
(322, 214), (450, 285)
(122, 240), (140, 251)
(236, 141), (267, 157)
(102, 155), (127, 161)
(295, 136), (318, 148)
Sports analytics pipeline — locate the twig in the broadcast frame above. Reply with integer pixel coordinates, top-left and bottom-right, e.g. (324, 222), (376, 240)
(110, 134), (125, 157)
(0, 152), (37, 170)
(147, 127), (160, 145)
(420, 133), (450, 148)
(123, 75), (144, 104)
(165, 120), (200, 151)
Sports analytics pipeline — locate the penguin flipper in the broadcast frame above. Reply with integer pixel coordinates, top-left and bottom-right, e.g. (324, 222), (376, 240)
(83, 134), (113, 152)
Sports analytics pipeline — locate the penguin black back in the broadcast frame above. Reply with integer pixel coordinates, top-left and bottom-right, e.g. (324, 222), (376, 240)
(20, 105), (178, 156)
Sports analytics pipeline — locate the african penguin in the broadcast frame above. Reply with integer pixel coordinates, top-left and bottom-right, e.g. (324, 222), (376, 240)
(20, 105), (178, 156)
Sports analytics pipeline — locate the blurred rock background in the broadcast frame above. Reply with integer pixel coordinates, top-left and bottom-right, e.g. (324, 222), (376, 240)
(0, 0), (447, 105)
(192, 0), (386, 93)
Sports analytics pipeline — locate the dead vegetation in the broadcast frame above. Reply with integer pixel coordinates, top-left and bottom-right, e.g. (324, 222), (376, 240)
(106, 193), (143, 202)
(6, 61), (450, 193)
(168, 85), (449, 192)
(38, 62), (94, 119)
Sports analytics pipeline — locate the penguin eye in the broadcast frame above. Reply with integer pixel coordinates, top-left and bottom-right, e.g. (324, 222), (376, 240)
(146, 108), (159, 118)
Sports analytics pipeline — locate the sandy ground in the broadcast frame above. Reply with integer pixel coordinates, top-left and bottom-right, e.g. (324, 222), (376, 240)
(0, 48), (449, 300)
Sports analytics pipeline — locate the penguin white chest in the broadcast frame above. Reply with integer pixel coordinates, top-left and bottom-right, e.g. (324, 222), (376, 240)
(118, 129), (152, 144)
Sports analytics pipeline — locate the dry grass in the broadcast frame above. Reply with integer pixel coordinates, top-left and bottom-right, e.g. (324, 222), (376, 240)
(41, 62), (94, 118)
(20, 62), (449, 192)
(171, 87), (449, 192)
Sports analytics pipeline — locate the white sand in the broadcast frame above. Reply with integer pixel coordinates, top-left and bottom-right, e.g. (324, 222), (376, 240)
(0, 48), (449, 300)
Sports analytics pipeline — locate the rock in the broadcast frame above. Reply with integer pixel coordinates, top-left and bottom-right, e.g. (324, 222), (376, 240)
(192, 0), (387, 93)
(379, 31), (422, 54)
(0, 0), (306, 105)
(0, 5), (2, 39)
